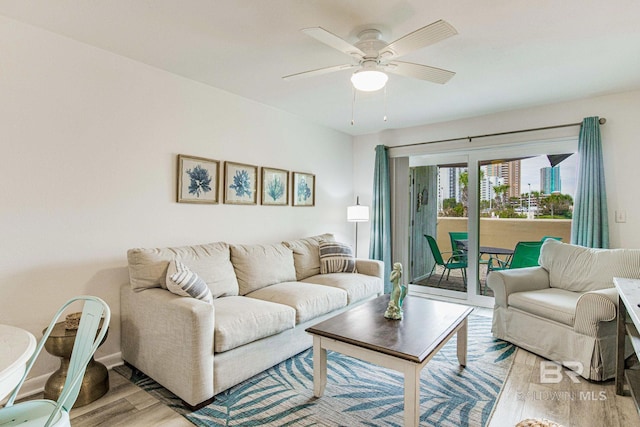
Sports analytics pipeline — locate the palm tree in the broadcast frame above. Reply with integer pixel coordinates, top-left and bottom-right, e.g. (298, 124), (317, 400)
(492, 184), (510, 210)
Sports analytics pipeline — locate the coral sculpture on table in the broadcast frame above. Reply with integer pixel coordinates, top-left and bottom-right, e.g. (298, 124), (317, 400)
(384, 262), (408, 320)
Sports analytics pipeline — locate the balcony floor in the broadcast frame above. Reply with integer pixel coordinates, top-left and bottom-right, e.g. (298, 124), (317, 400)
(412, 264), (495, 297)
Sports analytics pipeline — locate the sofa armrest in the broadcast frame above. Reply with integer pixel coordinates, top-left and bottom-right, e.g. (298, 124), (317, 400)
(356, 259), (384, 280)
(574, 287), (618, 336)
(487, 266), (550, 308)
(121, 284), (215, 406)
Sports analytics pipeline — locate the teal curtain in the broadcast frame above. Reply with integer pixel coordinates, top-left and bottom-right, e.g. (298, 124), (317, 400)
(571, 117), (609, 248)
(370, 145), (392, 293)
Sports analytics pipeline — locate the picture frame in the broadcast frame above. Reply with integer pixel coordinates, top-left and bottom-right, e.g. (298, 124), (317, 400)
(261, 167), (289, 206)
(292, 171), (315, 207)
(177, 154), (220, 204)
(224, 161), (258, 205)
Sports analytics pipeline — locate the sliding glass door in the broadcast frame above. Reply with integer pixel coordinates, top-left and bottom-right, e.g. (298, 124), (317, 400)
(409, 155), (468, 298)
(403, 137), (578, 307)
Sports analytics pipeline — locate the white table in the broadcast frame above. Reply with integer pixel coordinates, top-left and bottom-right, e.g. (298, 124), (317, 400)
(615, 277), (640, 412)
(0, 324), (37, 402)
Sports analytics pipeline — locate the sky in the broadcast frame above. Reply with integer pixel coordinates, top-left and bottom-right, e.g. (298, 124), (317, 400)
(520, 154), (577, 196)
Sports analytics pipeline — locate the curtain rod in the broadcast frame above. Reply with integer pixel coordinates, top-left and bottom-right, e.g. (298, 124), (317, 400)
(392, 117), (607, 149)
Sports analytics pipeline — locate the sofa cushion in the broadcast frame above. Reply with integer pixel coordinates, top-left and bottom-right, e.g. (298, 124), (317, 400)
(127, 242), (239, 298)
(212, 296), (296, 353)
(508, 288), (580, 326)
(539, 239), (640, 292)
(302, 273), (381, 304)
(319, 241), (356, 274)
(165, 260), (213, 304)
(282, 233), (335, 280)
(230, 243), (297, 295)
(247, 282), (347, 324)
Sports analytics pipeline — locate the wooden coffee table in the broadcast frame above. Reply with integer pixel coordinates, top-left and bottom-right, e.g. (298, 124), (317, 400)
(306, 295), (473, 427)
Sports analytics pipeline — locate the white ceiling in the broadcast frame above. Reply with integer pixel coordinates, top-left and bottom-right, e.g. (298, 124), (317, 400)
(2, 0), (640, 136)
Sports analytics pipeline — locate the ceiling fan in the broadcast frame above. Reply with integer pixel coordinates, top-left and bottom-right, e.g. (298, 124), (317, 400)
(283, 19), (458, 92)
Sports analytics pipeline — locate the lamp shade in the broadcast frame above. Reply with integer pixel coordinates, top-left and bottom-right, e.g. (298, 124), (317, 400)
(347, 204), (369, 222)
(350, 70), (388, 92)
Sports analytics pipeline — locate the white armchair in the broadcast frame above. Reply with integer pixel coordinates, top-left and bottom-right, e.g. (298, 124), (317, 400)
(488, 239), (640, 381)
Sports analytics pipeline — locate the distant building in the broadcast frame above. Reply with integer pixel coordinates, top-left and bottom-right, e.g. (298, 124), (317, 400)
(480, 166), (502, 202)
(438, 167), (465, 202)
(540, 166), (561, 194)
(485, 160), (521, 198)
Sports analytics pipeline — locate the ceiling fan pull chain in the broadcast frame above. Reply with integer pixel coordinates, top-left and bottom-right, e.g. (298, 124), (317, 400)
(351, 86), (356, 126)
(383, 85), (388, 122)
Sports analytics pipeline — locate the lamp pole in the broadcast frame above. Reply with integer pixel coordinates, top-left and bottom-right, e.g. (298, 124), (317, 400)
(347, 196), (369, 258)
(528, 183), (532, 219)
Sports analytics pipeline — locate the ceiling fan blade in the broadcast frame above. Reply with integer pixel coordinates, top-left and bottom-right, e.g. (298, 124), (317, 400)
(282, 64), (356, 81)
(302, 27), (365, 58)
(386, 61), (456, 84)
(382, 20), (458, 58)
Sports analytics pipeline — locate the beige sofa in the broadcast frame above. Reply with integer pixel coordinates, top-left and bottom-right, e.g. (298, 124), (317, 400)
(488, 238), (640, 381)
(120, 234), (383, 408)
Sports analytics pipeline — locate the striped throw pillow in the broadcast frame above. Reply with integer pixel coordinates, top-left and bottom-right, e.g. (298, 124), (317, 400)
(319, 241), (356, 274)
(166, 260), (213, 304)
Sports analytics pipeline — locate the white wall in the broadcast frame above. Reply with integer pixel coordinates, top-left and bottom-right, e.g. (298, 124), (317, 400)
(353, 90), (640, 251)
(0, 16), (353, 379)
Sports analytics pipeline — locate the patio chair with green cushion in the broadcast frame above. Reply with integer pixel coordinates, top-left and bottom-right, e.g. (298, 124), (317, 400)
(541, 236), (563, 242)
(488, 241), (544, 271)
(425, 234), (467, 286)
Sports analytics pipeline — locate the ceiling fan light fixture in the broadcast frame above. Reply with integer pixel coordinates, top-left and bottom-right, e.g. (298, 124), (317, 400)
(350, 69), (388, 92)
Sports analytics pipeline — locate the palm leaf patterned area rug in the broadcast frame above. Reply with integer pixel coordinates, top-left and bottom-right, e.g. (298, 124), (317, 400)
(115, 313), (515, 426)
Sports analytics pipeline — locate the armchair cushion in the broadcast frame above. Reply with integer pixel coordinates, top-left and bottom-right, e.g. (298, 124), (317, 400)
(508, 288), (580, 326)
(487, 266), (550, 308)
(540, 239), (640, 292)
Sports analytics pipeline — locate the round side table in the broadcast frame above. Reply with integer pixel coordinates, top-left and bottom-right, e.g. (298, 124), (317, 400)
(43, 321), (109, 407)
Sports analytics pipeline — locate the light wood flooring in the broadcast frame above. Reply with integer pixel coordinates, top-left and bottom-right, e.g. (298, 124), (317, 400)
(19, 347), (636, 426)
(488, 348), (640, 427)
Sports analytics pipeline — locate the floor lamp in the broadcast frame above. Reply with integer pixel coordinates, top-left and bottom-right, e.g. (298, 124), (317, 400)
(347, 196), (370, 258)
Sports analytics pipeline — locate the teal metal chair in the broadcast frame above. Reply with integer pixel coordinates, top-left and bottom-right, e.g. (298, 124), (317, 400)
(448, 231), (468, 254)
(425, 234), (468, 286)
(0, 296), (110, 427)
(488, 241), (544, 271)
(449, 231), (491, 267)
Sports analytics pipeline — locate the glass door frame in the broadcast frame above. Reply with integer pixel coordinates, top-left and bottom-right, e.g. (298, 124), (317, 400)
(394, 136), (578, 308)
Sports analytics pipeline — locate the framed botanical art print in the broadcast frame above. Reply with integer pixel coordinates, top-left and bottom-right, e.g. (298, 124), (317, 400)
(177, 154), (219, 204)
(261, 167), (289, 206)
(292, 171), (315, 207)
(224, 161), (258, 204)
